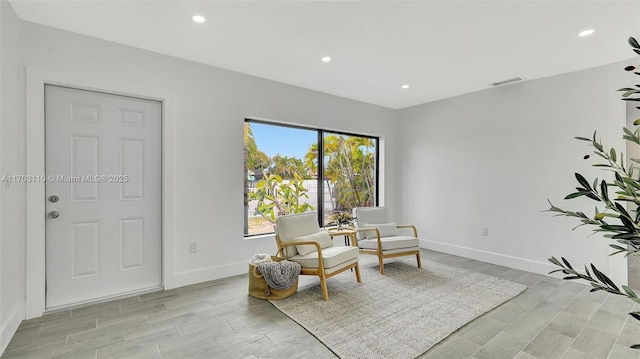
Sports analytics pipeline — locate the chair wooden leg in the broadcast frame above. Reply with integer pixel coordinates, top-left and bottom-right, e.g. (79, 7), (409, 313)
(354, 263), (362, 283)
(320, 276), (329, 301)
(379, 255), (385, 275)
(416, 251), (422, 268)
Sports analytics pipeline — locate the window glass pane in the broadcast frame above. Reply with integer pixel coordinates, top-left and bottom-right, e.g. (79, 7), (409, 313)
(244, 122), (318, 236)
(323, 132), (377, 227)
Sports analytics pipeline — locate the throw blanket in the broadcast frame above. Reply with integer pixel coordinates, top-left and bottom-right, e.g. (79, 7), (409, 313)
(257, 260), (301, 296)
(250, 253), (273, 265)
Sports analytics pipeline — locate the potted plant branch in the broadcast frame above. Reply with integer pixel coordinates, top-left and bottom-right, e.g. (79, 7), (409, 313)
(548, 36), (640, 348)
(329, 211), (356, 229)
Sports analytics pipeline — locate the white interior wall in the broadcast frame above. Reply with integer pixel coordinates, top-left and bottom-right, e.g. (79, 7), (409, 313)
(397, 61), (632, 281)
(18, 21), (398, 291)
(0, 0), (26, 354)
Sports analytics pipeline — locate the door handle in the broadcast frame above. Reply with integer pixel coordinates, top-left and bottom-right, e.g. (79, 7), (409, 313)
(48, 211), (59, 219)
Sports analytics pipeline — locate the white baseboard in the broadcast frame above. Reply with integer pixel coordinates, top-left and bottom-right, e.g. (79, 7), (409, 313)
(173, 261), (247, 288)
(1, 303), (24, 357)
(420, 239), (557, 276)
(173, 241), (557, 290)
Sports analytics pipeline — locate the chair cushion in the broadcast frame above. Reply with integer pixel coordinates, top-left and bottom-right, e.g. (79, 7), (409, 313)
(290, 246), (359, 270)
(362, 222), (397, 238)
(353, 207), (392, 240)
(358, 235), (419, 251)
(354, 206), (392, 224)
(293, 231), (334, 256)
(275, 213), (321, 257)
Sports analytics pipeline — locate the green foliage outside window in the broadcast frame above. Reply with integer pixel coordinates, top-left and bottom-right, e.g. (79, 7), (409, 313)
(305, 134), (376, 211)
(244, 122), (377, 234)
(249, 172), (315, 223)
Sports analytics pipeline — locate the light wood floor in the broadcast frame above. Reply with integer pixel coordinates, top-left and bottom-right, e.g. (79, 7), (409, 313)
(2, 250), (640, 359)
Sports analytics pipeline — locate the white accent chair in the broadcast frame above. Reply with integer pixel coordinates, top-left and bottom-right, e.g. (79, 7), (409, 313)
(275, 212), (361, 300)
(353, 206), (421, 275)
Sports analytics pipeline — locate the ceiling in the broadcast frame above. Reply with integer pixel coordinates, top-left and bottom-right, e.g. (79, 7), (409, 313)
(8, 1), (640, 109)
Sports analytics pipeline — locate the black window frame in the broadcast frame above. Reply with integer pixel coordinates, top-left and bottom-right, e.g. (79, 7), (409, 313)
(244, 118), (379, 237)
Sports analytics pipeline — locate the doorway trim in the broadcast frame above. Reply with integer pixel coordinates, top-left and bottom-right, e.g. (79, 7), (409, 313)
(25, 67), (176, 319)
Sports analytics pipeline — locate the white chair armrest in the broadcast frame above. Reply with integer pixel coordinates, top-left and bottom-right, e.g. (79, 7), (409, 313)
(396, 224), (417, 237)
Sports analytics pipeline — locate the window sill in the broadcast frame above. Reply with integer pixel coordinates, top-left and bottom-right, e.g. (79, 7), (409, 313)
(244, 233), (275, 241)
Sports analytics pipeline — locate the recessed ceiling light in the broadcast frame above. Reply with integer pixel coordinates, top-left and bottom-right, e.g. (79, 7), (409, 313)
(579, 29), (594, 37)
(401, 84), (410, 89)
(321, 56), (331, 63)
(192, 15), (206, 23)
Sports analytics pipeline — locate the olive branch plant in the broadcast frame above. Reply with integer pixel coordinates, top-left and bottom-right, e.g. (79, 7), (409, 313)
(547, 36), (640, 348)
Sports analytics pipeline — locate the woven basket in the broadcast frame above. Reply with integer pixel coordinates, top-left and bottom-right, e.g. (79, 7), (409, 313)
(248, 256), (299, 300)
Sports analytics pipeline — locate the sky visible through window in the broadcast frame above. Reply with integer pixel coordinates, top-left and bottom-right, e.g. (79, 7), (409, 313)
(251, 123), (316, 159)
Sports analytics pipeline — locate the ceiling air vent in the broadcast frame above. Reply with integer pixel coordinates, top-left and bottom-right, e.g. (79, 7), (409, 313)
(491, 77), (525, 87)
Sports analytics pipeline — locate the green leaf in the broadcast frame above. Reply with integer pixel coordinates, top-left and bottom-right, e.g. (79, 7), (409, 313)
(621, 216), (636, 232)
(575, 173), (591, 190)
(610, 148), (617, 162)
(616, 172), (624, 182)
(585, 193), (602, 201)
(630, 312), (640, 321)
(623, 285), (638, 298)
(548, 257), (562, 267)
(591, 263), (620, 291)
(630, 36), (640, 49)
(611, 244), (629, 251)
(594, 141), (604, 152)
(564, 191), (590, 200)
(561, 257), (574, 270)
(616, 203), (634, 221)
(575, 136), (591, 141)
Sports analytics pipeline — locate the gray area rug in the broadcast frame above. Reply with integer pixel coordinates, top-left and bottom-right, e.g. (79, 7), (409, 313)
(270, 259), (527, 359)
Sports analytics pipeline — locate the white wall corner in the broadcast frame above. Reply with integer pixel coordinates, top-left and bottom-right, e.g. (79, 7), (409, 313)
(419, 239), (557, 277)
(25, 67), (46, 319)
(0, 303), (24, 356)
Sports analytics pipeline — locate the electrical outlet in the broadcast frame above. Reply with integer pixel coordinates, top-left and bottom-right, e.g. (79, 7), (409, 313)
(189, 242), (197, 253)
(481, 228), (488, 236)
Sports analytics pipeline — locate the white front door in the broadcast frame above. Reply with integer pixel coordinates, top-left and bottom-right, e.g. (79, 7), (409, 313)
(45, 85), (162, 309)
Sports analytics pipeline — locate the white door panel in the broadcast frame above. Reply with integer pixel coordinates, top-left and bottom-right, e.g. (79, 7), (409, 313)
(45, 85), (162, 309)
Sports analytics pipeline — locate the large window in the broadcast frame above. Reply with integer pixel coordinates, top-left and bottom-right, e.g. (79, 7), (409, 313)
(244, 119), (378, 237)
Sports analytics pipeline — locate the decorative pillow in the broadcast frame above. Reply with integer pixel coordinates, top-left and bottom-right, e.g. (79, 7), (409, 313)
(362, 222), (398, 238)
(293, 231), (334, 256)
